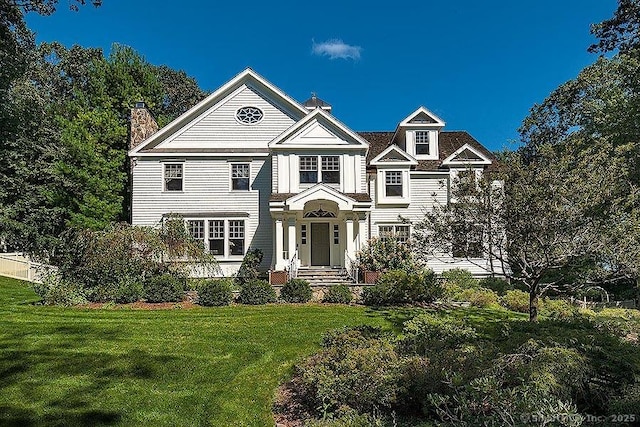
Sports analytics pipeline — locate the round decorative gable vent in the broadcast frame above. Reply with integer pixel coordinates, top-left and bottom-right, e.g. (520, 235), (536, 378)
(236, 106), (263, 124)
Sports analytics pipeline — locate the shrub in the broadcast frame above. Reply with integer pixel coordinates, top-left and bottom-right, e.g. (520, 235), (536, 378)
(34, 274), (87, 306)
(198, 278), (234, 306)
(144, 274), (185, 303)
(323, 284), (353, 304)
(237, 279), (276, 305)
(501, 289), (530, 313)
(293, 328), (401, 416)
(478, 277), (512, 295)
(115, 278), (144, 303)
(456, 287), (499, 308)
(441, 268), (478, 289)
(542, 298), (578, 320)
(356, 237), (417, 273)
(399, 313), (478, 355)
(236, 248), (264, 285)
(361, 269), (441, 306)
(280, 278), (313, 303)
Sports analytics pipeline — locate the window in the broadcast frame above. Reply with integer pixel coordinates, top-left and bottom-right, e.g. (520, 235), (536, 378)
(299, 156), (317, 183)
(164, 164), (183, 191)
(452, 224), (483, 258)
(208, 220), (224, 255)
(456, 170), (476, 193)
(229, 220), (245, 256)
(301, 224), (307, 245)
(321, 156), (340, 184)
(299, 156), (340, 184)
(379, 224), (410, 242)
(333, 224), (339, 245)
(385, 171), (403, 197)
(187, 220), (205, 246)
(231, 163), (250, 190)
(236, 106), (263, 124)
(415, 131), (430, 155)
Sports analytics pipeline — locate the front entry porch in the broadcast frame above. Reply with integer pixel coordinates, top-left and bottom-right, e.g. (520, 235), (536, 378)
(269, 185), (371, 273)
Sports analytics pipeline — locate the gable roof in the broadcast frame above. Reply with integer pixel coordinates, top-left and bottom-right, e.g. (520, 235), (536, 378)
(129, 68), (308, 155)
(360, 131), (496, 171)
(442, 143), (492, 165)
(399, 106), (446, 127)
(370, 144), (418, 166)
(269, 108), (369, 149)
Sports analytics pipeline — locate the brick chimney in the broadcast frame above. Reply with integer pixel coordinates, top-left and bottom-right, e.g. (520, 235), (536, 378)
(130, 101), (159, 150)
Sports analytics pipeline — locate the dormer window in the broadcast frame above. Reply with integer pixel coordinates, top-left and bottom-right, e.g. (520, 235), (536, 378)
(415, 131), (430, 155)
(385, 171), (403, 197)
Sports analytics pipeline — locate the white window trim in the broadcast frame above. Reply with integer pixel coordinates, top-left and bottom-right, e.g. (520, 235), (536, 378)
(229, 162), (251, 192)
(185, 217), (247, 260)
(163, 162), (184, 192)
(378, 224), (411, 242)
(299, 155), (341, 186)
(407, 130), (438, 160)
(376, 168), (410, 205)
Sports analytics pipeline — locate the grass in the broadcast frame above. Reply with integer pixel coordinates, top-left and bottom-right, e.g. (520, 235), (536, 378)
(0, 276), (392, 426)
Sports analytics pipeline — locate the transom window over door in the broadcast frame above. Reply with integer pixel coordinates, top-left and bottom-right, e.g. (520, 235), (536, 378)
(415, 131), (430, 155)
(231, 163), (250, 190)
(299, 155), (340, 184)
(385, 171), (403, 197)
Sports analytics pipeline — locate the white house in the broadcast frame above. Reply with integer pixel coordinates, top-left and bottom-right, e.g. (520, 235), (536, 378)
(128, 68), (500, 280)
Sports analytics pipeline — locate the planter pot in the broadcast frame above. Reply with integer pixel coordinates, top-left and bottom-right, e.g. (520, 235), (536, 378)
(363, 270), (379, 284)
(269, 270), (288, 285)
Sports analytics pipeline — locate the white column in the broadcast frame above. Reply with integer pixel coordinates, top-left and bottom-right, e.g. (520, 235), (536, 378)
(275, 218), (285, 270)
(287, 217), (297, 260)
(346, 218), (355, 260)
(355, 214), (364, 252)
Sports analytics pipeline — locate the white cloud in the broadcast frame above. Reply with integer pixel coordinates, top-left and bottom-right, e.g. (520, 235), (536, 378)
(311, 39), (362, 61)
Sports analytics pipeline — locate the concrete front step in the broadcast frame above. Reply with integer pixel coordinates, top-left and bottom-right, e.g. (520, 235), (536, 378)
(296, 268), (354, 286)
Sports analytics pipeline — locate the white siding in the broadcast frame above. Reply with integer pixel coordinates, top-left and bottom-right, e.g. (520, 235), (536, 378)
(368, 172), (495, 277)
(131, 157), (273, 272)
(155, 85), (297, 150)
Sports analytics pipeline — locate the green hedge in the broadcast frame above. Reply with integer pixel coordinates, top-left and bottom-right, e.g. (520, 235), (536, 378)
(198, 278), (234, 306)
(280, 278), (312, 303)
(237, 280), (276, 305)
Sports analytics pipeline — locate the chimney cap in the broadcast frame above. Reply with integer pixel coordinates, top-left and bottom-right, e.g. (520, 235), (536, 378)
(135, 101), (147, 108)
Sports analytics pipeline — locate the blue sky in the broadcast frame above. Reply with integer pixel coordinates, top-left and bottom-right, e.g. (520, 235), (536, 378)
(26, 0), (615, 151)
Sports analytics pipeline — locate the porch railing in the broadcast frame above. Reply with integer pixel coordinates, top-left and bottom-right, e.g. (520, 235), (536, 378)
(344, 250), (358, 284)
(288, 249), (299, 280)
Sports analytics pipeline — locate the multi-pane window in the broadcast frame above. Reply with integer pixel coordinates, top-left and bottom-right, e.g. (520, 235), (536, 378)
(379, 225), (410, 242)
(300, 156), (340, 184)
(229, 220), (245, 256)
(164, 164), (183, 191)
(187, 220), (205, 246)
(415, 131), (430, 155)
(321, 156), (340, 184)
(452, 224), (483, 258)
(301, 224), (307, 244)
(333, 224), (339, 245)
(231, 164), (250, 190)
(299, 156), (318, 183)
(208, 220), (225, 255)
(385, 171), (403, 197)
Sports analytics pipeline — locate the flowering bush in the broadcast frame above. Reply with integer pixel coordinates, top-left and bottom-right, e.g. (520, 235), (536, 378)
(356, 237), (417, 273)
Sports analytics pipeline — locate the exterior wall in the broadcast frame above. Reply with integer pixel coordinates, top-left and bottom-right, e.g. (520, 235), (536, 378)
(274, 151), (366, 193)
(131, 157), (273, 273)
(155, 85), (297, 150)
(369, 172), (495, 277)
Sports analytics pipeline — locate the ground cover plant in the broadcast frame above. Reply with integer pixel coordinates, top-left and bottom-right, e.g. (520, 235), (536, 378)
(0, 276), (391, 426)
(281, 304), (640, 426)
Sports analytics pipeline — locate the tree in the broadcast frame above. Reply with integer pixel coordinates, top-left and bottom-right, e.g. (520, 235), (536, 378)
(0, 42), (206, 257)
(589, 0), (640, 54)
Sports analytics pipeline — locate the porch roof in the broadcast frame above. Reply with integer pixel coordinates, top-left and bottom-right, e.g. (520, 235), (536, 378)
(270, 192), (371, 203)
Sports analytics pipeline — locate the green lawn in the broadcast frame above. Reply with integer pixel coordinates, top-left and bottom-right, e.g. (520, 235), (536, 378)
(0, 277), (391, 426)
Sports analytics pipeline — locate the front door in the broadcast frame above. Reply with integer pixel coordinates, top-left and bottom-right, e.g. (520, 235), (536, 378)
(311, 223), (330, 266)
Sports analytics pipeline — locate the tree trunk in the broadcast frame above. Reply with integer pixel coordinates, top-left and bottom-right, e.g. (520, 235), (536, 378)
(529, 286), (539, 322)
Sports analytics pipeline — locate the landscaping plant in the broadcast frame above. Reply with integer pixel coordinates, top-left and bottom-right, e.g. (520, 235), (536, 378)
(197, 278), (234, 306)
(236, 279), (277, 305)
(280, 278), (312, 303)
(322, 284), (353, 304)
